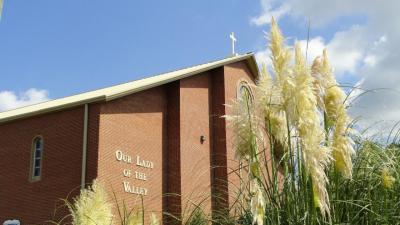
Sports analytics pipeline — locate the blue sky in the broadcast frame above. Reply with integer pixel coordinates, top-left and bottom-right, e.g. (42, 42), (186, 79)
(0, 0), (360, 99)
(0, 0), (266, 98)
(1, 0), (399, 132)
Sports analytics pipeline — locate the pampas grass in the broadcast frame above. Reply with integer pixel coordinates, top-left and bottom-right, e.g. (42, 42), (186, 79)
(0, 0), (3, 19)
(51, 181), (160, 225)
(68, 180), (113, 225)
(225, 74), (266, 225)
(312, 50), (355, 179)
(381, 166), (395, 189)
(51, 17), (399, 225)
(223, 17), (400, 225)
(293, 43), (331, 217)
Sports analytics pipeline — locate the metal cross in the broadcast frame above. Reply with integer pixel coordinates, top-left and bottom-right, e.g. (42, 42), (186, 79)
(230, 32), (237, 56)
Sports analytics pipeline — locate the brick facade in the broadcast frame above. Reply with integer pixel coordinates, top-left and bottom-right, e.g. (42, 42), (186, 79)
(0, 60), (256, 225)
(0, 107), (85, 223)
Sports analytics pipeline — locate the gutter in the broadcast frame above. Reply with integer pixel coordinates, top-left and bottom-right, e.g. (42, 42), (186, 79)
(0, 95), (106, 125)
(0, 53), (258, 125)
(81, 103), (89, 189)
(105, 54), (256, 101)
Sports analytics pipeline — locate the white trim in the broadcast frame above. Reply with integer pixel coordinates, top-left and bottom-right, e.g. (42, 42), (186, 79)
(0, 53), (258, 124)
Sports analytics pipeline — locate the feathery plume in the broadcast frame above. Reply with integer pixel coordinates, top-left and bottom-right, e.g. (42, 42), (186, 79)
(320, 50), (345, 124)
(126, 211), (143, 225)
(69, 180), (113, 225)
(256, 63), (288, 146)
(293, 43), (331, 217)
(270, 18), (290, 77)
(250, 180), (266, 225)
(311, 57), (326, 111)
(224, 92), (259, 160)
(381, 167), (395, 189)
(321, 49), (355, 178)
(331, 107), (354, 178)
(0, 0), (3, 20)
(269, 17), (294, 114)
(149, 213), (160, 225)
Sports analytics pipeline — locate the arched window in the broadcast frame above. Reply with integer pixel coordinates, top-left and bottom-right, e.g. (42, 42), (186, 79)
(237, 81), (253, 183)
(237, 81), (253, 102)
(31, 137), (43, 181)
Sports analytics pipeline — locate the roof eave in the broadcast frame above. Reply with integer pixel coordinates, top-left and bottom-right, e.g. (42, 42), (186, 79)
(106, 53), (258, 101)
(0, 53), (259, 124)
(0, 96), (106, 124)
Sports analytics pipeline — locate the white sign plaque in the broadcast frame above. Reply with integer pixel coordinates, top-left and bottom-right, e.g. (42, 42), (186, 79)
(3, 220), (20, 225)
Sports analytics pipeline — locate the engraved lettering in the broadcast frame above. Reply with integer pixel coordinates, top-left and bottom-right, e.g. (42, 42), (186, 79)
(115, 150), (132, 163)
(135, 171), (147, 181)
(123, 181), (132, 193)
(123, 169), (132, 177)
(136, 155), (154, 169)
(122, 181), (148, 196)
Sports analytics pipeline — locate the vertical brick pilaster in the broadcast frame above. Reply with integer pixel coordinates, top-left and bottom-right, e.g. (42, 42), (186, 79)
(210, 68), (229, 220)
(165, 81), (182, 225)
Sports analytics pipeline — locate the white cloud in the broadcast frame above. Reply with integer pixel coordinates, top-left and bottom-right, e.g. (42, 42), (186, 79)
(363, 55), (376, 67)
(0, 88), (50, 112)
(325, 26), (370, 75)
(258, 27), (370, 76)
(250, 0), (291, 26)
(298, 36), (326, 63)
(254, 48), (271, 67)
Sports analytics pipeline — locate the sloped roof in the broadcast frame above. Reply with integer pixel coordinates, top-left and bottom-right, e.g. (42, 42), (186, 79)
(0, 53), (258, 124)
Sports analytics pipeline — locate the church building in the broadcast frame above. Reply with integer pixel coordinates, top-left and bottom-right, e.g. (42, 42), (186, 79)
(0, 53), (259, 224)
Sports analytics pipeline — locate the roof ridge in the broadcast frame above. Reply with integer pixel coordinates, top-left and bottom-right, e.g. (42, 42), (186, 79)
(0, 53), (256, 123)
(1, 53), (251, 114)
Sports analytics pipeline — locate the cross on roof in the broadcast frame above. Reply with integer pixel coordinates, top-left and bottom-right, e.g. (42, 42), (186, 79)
(230, 32), (237, 56)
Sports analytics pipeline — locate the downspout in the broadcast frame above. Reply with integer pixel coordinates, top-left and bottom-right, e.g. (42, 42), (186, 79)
(81, 103), (89, 189)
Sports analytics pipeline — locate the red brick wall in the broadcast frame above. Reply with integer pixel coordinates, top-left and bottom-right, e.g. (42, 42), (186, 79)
(0, 107), (86, 224)
(0, 59), (258, 225)
(209, 67), (229, 216)
(94, 61), (257, 223)
(179, 73), (212, 218)
(96, 86), (167, 223)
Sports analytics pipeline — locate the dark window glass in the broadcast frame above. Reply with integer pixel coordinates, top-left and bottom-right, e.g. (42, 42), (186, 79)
(34, 168), (40, 177)
(32, 137), (43, 179)
(35, 139), (42, 149)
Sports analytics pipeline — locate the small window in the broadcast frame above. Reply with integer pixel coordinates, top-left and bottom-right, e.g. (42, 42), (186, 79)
(31, 137), (43, 181)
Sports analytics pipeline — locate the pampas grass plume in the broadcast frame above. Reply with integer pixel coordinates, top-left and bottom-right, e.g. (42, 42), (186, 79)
(381, 167), (395, 189)
(293, 43), (331, 217)
(321, 50), (355, 178)
(69, 180), (113, 225)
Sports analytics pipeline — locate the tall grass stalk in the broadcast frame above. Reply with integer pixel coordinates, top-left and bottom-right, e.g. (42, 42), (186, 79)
(225, 17), (400, 225)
